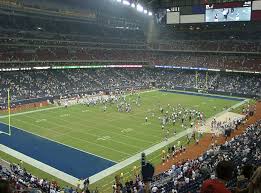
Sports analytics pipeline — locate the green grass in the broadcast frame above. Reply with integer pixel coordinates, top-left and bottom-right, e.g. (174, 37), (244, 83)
(0, 90), (240, 192)
(0, 104), (55, 116)
(89, 135), (193, 192)
(0, 91), (237, 162)
(230, 99), (255, 114)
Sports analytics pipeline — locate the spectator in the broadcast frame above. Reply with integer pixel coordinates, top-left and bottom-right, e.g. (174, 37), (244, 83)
(200, 161), (234, 193)
(0, 179), (13, 193)
(248, 167), (261, 193)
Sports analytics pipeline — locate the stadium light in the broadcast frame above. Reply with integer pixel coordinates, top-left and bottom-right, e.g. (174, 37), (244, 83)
(131, 3), (135, 8)
(122, 0), (130, 6)
(116, 0), (121, 2)
(144, 9), (148, 14)
(137, 4), (143, 12)
(148, 11), (153, 16)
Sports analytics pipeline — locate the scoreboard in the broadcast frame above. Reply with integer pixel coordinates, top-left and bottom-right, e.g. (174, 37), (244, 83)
(206, 0), (249, 3)
(157, 0), (252, 7)
(166, 0), (261, 24)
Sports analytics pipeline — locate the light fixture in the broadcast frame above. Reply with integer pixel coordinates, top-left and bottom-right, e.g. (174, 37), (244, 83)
(122, 0), (130, 6)
(137, 4), (143, 12)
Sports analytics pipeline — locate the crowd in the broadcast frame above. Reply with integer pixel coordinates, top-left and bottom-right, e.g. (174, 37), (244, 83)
(207, 73), (261, 96)
(156, 40), (261, 53)
(0, 0), (261, 75)
(0, 47), (260, 71)
(114, 120), (261, 193)
(1, 115), (260, 193)
(0, 13), (260, 72)
(1, 35), (261, 52)
(0, 1), (261, 193)
(0, 37), (147, 50)
(0, 161), (91, 193)
(0, 68), (260, 104)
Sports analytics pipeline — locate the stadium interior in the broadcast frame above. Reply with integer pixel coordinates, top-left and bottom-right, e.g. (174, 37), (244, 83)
(0, 0), (260, 193)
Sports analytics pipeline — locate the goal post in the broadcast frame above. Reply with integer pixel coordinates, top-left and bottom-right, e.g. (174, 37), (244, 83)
(7, 89), (11, 136)
(0, 89), (12, 136)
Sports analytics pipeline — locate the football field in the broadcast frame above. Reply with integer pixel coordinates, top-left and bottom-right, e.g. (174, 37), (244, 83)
(0, 90), (240, 163)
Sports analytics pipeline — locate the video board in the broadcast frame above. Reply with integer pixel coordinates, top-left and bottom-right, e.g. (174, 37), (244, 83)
(205, 1), (251, 22)
(166, 0), (261, 24)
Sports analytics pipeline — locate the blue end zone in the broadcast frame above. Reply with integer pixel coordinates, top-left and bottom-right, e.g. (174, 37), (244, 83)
(160, 90), (245, 101)
(0, 122), (116, 178)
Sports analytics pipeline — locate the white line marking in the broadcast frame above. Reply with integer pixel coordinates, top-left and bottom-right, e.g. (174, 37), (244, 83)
(87, 98), (248, 184)
(39, 104), (161, 142)
(20, 111), (143, 151)
(97, 136), (111, 141)
(0, 106), (62, 119)
(0, 144), (79, 186)
(11, 116), (133, 156)
(35, 119), (47, 123)
(88, 128), (192, 184)
(60, 114), (70, 118)
(0, 89), (158, 119)
(1, 89), (247, 187)
(0, 120), (118, 164)
(82, 110), (89, 113)
(121, 128), (133, 133)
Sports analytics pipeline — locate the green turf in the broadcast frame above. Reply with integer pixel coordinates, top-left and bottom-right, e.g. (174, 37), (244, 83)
(230, 99), (255, 114)
(89, 135), (193, 192)
(0, 90), (242, 192)
(0, 135), (189, 192)
(0, 90), (238, 162)
(0, 104), (55, 115)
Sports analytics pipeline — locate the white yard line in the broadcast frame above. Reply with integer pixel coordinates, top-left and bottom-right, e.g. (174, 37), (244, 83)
(0, 106), (62, 119)
(91, 97), (249, 191)
(88, 98), (250, 184)
(34, 105), (162, 143)
(8, 117), (132, 157)
(21, 113), (142, 151)
(0, 90), (249, 188)
(0, 120), (117, 164)
(0, 89), (158, 119)
(88, 128), (192, 184)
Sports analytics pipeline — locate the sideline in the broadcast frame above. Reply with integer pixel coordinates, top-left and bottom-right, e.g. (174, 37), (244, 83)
(0, 106), (61, 119)
(0, 89), (158, 119)
(0, 144), (79, 186)
(88, 98), (249, 184)
(0, 90), (249, 187)
(89, 128), (192, 184)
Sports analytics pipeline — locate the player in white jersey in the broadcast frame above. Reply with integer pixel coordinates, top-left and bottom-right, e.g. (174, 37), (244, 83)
(64, 100), (68, 108)
(235, 13), (239, 21)
(214, 14), (218, 22)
